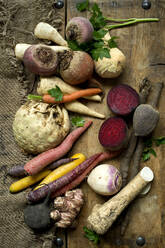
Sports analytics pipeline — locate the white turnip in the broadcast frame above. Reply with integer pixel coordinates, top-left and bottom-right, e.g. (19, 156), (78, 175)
(87, 164), (122, 196)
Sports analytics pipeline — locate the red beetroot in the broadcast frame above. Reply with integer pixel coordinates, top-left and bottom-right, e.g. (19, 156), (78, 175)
(24, 121), (92, 175)
(98, 117), (128, 151)
(107, 84), (139, 116)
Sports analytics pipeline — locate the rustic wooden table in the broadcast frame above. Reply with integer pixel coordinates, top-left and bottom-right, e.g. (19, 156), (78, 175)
(54, 1), (165, 247)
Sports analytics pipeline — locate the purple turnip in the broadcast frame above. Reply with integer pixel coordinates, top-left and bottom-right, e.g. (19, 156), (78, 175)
(87, 163), (122, 196)
(66, 17), (94, 44)
(23, 44), (59, 76)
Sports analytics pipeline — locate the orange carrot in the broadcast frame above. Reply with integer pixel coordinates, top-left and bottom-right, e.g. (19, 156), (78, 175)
(28, 88), (102, 104)
(51, 150), (121, 198)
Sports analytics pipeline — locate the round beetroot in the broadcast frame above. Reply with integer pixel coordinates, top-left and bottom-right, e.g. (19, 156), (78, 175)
(98, 117), (128, 151)
(107, 84), (140, 116)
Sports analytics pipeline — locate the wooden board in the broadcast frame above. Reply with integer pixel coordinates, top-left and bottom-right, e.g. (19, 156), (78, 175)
(63, 0), (165, 247)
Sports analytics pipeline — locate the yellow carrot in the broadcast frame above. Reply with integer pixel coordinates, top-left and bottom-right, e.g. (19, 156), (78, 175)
(9, 170), (51, 193)
(35, 153), (86, 190)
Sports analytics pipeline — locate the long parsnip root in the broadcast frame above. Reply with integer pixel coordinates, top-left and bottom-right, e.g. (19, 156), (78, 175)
(37, 77), (101, 102)
(34, 22), (68, 46)
(65, 101), (105, 119)
(87, 167), (154, 234)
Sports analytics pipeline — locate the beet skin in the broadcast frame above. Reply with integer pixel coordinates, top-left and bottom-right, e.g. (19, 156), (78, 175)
(107, 84), (140, 116)
(98, 117), (129, 151)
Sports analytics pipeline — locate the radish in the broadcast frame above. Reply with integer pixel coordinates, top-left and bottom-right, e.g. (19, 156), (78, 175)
(66, 17), (94, 44)
(24, 121), (92, 175)
(60, 51), (94, 85)
(23, 44), (59, 76)
(27, 153), (101, 203)
(107, 84), (140, 116)
(87, 164), (122, 196)
(98, 117), (129, 151)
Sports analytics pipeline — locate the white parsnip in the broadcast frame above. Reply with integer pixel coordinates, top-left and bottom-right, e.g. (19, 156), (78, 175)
(14, 43), (70, 60)
(65, 101), (105, 119)
(34, 22), (68, 46)
(87, 167), (154, 234)
(37, 77), (101, 102)
(15, 43), (31, 60)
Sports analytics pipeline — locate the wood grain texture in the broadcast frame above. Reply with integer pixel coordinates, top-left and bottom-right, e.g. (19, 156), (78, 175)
(64, 0), (165, 247)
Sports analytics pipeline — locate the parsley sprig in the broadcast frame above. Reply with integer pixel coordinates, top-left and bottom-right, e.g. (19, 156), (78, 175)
(83, 226), (100, 244)
(72, 1), (159, 60)
(142, 136), (165, 162)
(48, 86), (63, 101)
(71, 116), (85, 127)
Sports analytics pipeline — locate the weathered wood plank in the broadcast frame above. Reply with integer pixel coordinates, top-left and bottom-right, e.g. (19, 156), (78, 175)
(66, 0), (165, 247)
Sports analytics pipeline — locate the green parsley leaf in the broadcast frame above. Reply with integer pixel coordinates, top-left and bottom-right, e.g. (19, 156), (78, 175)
(90, 3), (106, 30)
(144, 138), (153, 148)
(48, 86), (63, 101)
(83, 226), (100, 244)
(76, 0), (89, 12)
(142, 152), (150, 162)
(71, 116), (85, 127)
(91, 47), (110, 61)
(67, 40), (82, 51)
(93, 41), (104, 48)
(93, 29), (108, 40)
(149, 148), (157, 157)
(154, 136), (165, 146)
(108, 36), (119, 48)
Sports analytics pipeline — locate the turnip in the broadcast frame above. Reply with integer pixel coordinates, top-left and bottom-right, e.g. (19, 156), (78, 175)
(107, 84), (140, 116)
(66, 17), (94, 44)
(87, 164), (122, 196)
(15, 43), (70, 60)
(98, 117), (129, 151)
(60, 50), (94, 85)
(23, 44), (59, 76)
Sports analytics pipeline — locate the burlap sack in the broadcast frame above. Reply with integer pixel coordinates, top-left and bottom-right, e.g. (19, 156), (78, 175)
(0, 1), (63, 247)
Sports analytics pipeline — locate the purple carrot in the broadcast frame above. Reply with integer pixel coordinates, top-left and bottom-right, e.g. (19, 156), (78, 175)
(8, 165), (27, 177)
(27, 153), (101, 203)
(48, 158), (77, 170)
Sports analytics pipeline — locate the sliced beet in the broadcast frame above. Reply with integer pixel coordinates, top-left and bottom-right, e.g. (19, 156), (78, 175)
(98, 117), (128, 151)
(107, 84), (140, 116)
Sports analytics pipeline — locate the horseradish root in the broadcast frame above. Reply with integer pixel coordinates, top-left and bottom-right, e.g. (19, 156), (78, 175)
(98, 117), (129, 150)
(87, 167), (154, 234)
(34, 22), (68, 46)
(66, 17), (94, 44)
(107, 84), (139, 116)
(133, 82), (163, 136)
(50, 189), (84, 228)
